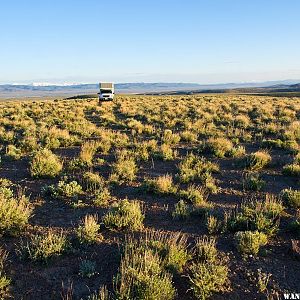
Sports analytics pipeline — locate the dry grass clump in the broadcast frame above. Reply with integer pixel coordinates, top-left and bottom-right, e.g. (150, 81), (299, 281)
(80, 140), (101, 166)
(86, 285), (111, 300)
(30, 148), (63, 178)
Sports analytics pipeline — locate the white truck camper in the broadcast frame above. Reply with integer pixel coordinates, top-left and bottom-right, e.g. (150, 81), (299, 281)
(98, 82), (114, 102)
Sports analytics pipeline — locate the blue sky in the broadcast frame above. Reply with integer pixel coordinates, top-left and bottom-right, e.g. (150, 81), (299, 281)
(0, 0), (300, 84)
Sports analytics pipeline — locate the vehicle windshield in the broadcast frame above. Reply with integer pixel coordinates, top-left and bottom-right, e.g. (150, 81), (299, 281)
(100, 89), (112, 94)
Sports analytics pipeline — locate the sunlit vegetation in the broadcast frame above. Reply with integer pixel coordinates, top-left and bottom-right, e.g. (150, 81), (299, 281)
(0, 94), (299, 299)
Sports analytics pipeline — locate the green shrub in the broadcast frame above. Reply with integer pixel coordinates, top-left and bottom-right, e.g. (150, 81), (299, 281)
(256, 269), (272, 293)
(188, 261), (228, 300)
(200, 173), (218, 194)
(82, 171), (104, 192)
(227, 194), (283, 236)
(180, 130), (197, 142)
(204, 137), (234, 158)
(178, 153), (219, 183)
(103, 199), (144, 231)
(67, 157), (90, 172)
(92, 187), (111, 207)
(40, 126), (75, 149)
(179, 186), (213, 216)
(135, 143), (150, 161)
(146, 231), (190, 274)
(5, 144), (22, 160)
(243, 150), (271, 171)
(235, 230), (268, 256)
(283, 163), (300, 177)
(30, 148), (63, 178)
(134, 140), (157, 161)
(295, 153), (300, 164)
(289, 215), (300, 237)
(234, 115), (250, 128)
(155, 143), (178, 161)
(0, 179), (14, 200)
(114, 240), (176, 300)
(86, 285), (111, 300)
(180, 185), (207, 206)
(261, 139), (283, 149)
(172, 200), (190, 220)
(283, 140), (299, 153)
(144, 174), (177, 195)
(46, 180), (83, 201)
(194, 236), (218, 263)
(243, 172), (265, 191)
(281, 188), (300, 208)
(19, 230), (69, 262)
(206, 215), (222, 235)
(189, 233), (228, 299)
(19, 135), (38, 153)
(230, 145), (246, 158)
(79, 259), (97, 278)
(127, 119), (144, 134)
(0, 248), (10, 298)
(110, 150), (138, 183)
(76, 214), (102, 244)
(161, 129), (180, 145)
(163, 243), (189, 274)
(0, 191), (32, 237)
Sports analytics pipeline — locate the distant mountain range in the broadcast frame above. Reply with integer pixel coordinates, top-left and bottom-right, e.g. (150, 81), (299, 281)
(0, 80), (300, 98)
(157, 82), (300, 96)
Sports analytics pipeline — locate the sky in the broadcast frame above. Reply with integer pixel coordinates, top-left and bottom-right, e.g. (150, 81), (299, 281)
(0, 0), (300, 84)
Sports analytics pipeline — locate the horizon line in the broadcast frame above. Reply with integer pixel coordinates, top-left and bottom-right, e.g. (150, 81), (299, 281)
(1, 78), (300, 87)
